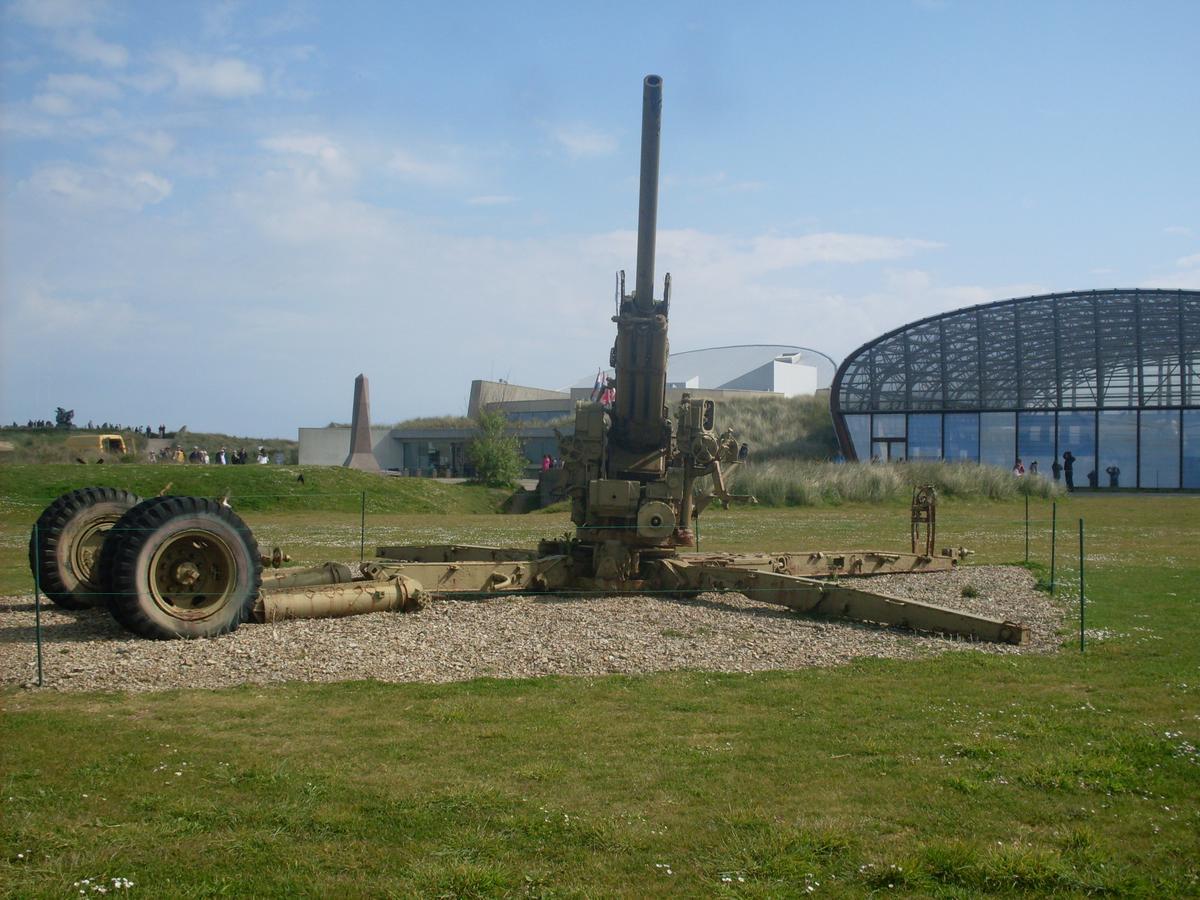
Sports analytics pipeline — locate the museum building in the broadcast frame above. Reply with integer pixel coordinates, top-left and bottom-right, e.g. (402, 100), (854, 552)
(831, 289), (1200, 489)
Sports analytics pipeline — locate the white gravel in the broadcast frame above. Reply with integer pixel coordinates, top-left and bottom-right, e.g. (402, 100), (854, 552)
(0, 566), (1064, 693)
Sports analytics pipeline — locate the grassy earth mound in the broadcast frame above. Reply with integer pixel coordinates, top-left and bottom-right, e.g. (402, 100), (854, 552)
(0, 464), (508, 514)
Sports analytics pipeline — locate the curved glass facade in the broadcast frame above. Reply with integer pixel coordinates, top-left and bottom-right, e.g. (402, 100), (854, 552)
(831, 289), (1200, 489)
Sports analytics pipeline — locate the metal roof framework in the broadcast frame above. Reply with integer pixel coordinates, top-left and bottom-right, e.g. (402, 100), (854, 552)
(830, 289), (1200, 485)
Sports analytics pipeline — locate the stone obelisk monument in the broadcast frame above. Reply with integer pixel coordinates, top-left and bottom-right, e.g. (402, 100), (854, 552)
(343, 373), (381, 471)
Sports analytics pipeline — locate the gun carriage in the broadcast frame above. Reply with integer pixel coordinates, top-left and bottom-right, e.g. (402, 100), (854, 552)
(28, 76), (1028, 647)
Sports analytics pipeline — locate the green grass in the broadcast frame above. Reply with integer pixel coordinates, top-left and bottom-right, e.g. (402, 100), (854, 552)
(0, 464), (508, 517)
(2, 486), (1198, 895)
(730, 459), (1064, 505)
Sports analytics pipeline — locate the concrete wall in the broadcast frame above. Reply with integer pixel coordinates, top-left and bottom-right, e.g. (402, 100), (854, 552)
(568, 387), (777, 405)
(487, 397), (574, 422)
(719, 360), (818, 397)
(467, 380), (569, 418)
(297, 427), (398, 467)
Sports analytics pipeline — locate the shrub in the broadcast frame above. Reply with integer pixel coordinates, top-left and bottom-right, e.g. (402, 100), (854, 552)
(728, 460), (1063, 507)
(466, 410), (525, 488)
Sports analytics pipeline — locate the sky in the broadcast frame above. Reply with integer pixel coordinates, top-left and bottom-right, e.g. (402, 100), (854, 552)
(2, 0), (1198, 437)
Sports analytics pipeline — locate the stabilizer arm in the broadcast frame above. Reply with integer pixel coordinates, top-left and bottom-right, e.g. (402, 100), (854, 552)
(651, 559), (1028, 645)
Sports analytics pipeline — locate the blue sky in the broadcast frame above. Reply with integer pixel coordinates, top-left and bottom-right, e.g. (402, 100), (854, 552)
(2, 0), (1197, 437)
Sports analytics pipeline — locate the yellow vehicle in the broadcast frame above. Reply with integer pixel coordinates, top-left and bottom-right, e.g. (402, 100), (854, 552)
(64, 433), (128, 456)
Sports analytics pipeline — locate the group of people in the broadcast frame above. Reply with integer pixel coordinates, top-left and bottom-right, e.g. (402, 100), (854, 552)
(540, 454), (564, 471)
(149, 446), (273, 465)
(1013, 450), (1121, 490)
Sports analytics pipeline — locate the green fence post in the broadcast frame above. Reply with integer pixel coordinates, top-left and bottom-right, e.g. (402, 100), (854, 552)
(33, 523), (44, 687)
(360, 491), (367, 563)
(1049, 501), (1057, 592)
(1079, 517), (1085, 653)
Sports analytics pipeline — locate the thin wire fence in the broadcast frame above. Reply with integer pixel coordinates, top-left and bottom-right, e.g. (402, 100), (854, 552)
(11, 491), (1093, 688)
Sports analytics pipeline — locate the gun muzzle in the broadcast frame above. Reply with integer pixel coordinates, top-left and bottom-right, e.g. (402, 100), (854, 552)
(633, 74), (662, 314)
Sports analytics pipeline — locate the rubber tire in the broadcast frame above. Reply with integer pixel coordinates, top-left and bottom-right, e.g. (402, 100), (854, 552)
(101, 496), (262, 640)
(28, 487), (142, 609)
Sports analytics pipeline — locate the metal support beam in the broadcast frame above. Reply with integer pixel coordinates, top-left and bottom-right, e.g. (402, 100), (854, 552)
(662, 561), (1028, 645)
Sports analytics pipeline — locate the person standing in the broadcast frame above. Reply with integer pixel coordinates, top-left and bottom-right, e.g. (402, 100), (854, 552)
(1106, 465), (1120, 488)
(1062, 450), (1076, 492)
(1012, 458), (1025, 476)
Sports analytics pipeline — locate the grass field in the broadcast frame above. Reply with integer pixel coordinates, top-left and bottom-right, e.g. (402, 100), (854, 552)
(1, 468), (1198, 896)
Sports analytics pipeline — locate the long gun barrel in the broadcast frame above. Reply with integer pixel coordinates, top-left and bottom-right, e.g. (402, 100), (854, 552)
(608, 74), (670, 474)
(633, 74), (662, 312)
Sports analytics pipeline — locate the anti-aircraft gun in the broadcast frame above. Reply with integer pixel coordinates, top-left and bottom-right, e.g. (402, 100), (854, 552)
(27, 75), (1030, 647)
(556, 74), (752, 585)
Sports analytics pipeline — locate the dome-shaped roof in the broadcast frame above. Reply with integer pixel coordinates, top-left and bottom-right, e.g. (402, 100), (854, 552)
(833, 288), (1200, 415)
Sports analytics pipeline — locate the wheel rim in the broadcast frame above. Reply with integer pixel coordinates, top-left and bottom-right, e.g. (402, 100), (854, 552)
(71, 516), (121, 591)
(147, 529), (238, 620)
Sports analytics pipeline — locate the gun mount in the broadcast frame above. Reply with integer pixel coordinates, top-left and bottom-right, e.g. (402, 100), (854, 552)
(557, 74), (753, 585)
(29, 76), (1029, 648)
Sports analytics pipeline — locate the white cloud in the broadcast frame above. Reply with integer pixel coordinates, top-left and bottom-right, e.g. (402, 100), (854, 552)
(1163, 225), (1194, 237)
(387, 149), (462, 186)
(25, 163), (172, 211)
(552, 124), (617, 158)
(1177, 253), (1200, 269)
(9, 0), (100, 28)
(0, 101), (122, 139)
(31, 92), (77, 115)
(201, 0), (240, 38)
(1145, 271), (1200, 290)
(260, 133), (355, 181)
(467, 194), (515, 206)
(585, 229), (942, 280)
(154, 51), (264, 98)
(95, 130), (175, 167)
(55, 30), (128, 67)
(43, 72), (120, 98)
(14, 285), (137, 335)
(30, 73), (120, 114)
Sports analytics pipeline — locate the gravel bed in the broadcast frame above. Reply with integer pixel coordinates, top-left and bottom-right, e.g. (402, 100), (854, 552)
(0, 566), (1063, 693)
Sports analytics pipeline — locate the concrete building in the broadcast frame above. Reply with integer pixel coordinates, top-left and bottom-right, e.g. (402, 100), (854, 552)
(300, 344), (838, 474)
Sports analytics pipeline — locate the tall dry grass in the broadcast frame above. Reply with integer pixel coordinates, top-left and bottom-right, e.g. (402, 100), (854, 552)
(716, 395), (838, 460)
(728, 459), (1063, 506)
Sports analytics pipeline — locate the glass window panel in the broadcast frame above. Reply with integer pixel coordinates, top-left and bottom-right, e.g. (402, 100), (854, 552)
(980, 412), (1016, 468)
(979, 306), (1018, 407)
(872, 414), (906, 438)
(906, 325), (944, 410)
(1098, 411), (1137, 489)
(907, 414), (942, 459)
(1017, 412), (1055, 477)
(1184, 295), (1200, 406)
(1139, 410), (1181, 489)
(1058, 295), (1098, 407)
(1057, 411), (1096, 490)
(944, 413), (979, 462)
(1097, 293), (1139, 406)
(870, 441), (906, 462)
(837, 358), (873, 413)
(1183, 411), (1200, 489)
(870, 338), (908, 411)
(844, 414), (870, 462)
(941, 314), (981, 408)
(1017, 301), (1059, 407)
(1138, 294), (1182, 407)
